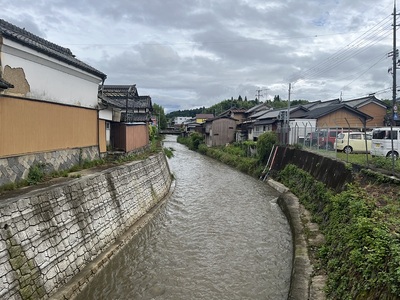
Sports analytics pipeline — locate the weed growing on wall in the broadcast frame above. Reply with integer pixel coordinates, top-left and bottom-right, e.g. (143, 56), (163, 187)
(277, 164), (400, 299)
(27, 164), (46, 185)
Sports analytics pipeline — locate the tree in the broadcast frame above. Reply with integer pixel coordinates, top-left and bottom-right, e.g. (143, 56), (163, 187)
(238, 95), (243, 101)
(153, 103), (167, 130)
(274, 95), (281, 102)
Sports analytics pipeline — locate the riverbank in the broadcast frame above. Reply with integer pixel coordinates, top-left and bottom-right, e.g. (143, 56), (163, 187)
(268, 179), (326, 300)
(0, 153), (172, 300)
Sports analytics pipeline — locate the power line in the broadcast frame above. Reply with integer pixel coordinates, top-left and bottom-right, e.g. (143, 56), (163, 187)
(291, 14), (394, 82)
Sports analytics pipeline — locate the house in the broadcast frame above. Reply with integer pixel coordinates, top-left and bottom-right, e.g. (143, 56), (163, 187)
(250, 106), (310, 141)
(173, 116), (192, 126)
(343, 95), (388, 128)
(218, 108), (247, 124)
(0, 19), (107, 185)
(204, 116), (237, 147)
(304, 103), (372, 129)
(98, 85), (152, 152)
(195, 113), (214, 123)
(238, 103), (272, 141)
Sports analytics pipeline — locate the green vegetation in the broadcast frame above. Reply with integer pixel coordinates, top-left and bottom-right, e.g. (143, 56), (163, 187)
(278, 164), (400, 299)
(177, 133), (272, 178)
(27, 163), (46, 185)
(153, 103), (168, 130)
(177, 132), (204, 151)
(163, 147), (174, 159)
(257, 131), (279, 163)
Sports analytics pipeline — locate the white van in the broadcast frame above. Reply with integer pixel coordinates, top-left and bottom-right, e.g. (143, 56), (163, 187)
(371, 127), (400, 158)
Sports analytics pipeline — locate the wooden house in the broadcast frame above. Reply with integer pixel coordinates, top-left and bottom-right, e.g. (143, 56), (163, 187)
(343, 95), (388, 128)
(98, 85), (152, 152)
(195, 113), (214, 123)
(204, 116), (237, 147)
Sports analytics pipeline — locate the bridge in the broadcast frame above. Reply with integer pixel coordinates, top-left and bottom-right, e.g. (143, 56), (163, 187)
(159, 129), (181, 135)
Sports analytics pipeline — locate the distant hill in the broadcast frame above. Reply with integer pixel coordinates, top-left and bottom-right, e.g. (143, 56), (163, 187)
(166, 97), (310, 119)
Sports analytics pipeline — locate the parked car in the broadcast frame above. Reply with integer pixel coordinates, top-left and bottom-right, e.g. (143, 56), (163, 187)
(335, 132), (372, 154)
(305, 129), (353, 150)
(371, 127), (400, 158)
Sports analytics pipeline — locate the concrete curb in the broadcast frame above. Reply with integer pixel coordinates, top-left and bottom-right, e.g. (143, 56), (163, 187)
(267, 179), (326, 300)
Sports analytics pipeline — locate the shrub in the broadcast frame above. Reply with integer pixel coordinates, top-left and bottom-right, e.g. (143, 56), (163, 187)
(278, 164), (400, 299)
(257, 131), (278, 163)
(188, 132), (204, 150)
(27, 163), (46, 185)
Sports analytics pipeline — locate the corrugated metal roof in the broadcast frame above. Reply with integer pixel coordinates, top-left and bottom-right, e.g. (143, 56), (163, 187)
(0, 19), (106, 80)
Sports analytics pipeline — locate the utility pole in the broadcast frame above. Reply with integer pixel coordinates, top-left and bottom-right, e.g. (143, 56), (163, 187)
(255, 88), (269, 102)
(390, 1), (399, 174)
(286, 83), (292, 144)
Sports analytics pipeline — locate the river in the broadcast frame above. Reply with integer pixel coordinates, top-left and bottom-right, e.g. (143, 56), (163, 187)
(75, 135), (292, 299)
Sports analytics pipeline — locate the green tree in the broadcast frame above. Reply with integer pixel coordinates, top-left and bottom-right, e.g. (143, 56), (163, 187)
(257, 131), (278, 163)
(153, 103), (167, 130)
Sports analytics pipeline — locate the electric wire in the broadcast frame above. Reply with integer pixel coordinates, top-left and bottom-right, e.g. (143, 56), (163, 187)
(291, 14), (394, 83)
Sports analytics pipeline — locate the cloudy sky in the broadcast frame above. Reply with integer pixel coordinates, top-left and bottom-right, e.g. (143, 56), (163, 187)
(0, 0), (397, 112)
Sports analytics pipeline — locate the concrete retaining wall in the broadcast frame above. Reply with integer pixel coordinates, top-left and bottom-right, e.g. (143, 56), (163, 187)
(0, 153), (172, 300)
(0, 146), (99, 186)
(271, 147), (353, 192)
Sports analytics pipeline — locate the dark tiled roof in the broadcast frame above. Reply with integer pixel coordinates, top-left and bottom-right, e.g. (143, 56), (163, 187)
(303, 99), (340, 110)
(0, 77), (14, 89)
(253, 119), (277, 126)
(99, 85), (139, 100)
(0, 19), (106, 80)
(196, 114), (214, 119)
(122, 112), (150, 123)
(245, 102), (271, 114)
(204, 115), (238, 122)
(304, 103), (372, 120)
(99, 85), (152, 110)
(343, 95), (389, 109)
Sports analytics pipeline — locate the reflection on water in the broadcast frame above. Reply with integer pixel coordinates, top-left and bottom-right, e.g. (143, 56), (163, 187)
(75, 135), (292, 300)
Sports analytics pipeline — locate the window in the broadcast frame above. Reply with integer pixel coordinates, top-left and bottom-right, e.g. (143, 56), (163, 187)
(373, 130), (398, 140)
(350, 134), (362, 140)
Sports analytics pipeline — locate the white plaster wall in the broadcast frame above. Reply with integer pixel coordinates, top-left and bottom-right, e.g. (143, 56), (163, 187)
(99, 109), (113, 121)
(1, 39), (103, 109)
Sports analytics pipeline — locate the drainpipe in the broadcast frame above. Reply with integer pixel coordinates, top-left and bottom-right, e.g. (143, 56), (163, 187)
(97, 78), (106, 157)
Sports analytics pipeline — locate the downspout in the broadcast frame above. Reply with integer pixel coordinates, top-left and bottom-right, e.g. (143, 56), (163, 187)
(97, 78), (106, 157)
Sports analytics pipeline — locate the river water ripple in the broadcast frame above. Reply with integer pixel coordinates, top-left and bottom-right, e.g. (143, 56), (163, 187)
(75, 135), (292, 300)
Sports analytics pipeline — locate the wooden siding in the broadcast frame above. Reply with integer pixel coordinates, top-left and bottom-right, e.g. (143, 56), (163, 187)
(316, 110), (367, 129)
(210, 118), (237, 146)
(111, 123), (149, 152)
(0, 96), (97, 157)
(357, 102), (387, 128)
(99, 119), (107, 153)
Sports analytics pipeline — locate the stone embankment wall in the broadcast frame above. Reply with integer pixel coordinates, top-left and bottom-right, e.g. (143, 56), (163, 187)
(271, 147), (353, 192)
(0, 153), (172, 300)
(0, 146), (99, 186)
